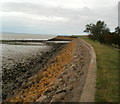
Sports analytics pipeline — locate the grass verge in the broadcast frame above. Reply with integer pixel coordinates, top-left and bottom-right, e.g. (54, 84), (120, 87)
(83, 38), (119, 102)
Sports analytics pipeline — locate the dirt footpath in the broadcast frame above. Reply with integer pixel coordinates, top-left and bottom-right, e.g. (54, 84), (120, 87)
(80, 39), (96, 102)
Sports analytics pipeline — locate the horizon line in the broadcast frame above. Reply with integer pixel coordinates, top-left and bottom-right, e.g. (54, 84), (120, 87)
(0, 32), (87, 36)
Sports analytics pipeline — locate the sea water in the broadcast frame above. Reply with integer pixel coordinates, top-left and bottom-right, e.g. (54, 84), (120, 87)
(1, 33), (56, 40)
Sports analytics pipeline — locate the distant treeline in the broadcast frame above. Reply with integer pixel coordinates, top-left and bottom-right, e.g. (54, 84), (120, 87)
(84, 20), (120, 48)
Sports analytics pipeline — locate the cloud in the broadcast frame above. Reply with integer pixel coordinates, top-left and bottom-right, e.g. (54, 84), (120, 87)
(1, 0), (119, 34)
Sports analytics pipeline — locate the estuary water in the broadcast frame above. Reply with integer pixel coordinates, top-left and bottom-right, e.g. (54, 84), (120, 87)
(0, 33), (56, 71)
(0, 33), (56, 40)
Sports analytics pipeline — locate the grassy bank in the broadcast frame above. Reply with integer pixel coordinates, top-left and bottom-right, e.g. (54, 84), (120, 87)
(83, 38), (118, 102)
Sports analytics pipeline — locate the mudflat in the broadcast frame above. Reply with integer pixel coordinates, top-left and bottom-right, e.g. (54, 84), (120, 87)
(2, 41), (66, 100)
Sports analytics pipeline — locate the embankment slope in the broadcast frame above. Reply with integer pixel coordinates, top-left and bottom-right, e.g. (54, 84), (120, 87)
(4, 37), (96, 102)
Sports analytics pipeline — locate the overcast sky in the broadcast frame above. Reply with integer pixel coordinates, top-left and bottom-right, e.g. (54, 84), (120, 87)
(0, 0), (119, 35)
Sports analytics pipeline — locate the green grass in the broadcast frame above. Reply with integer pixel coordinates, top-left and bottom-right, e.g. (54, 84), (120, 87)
(83, 38), (119, 102)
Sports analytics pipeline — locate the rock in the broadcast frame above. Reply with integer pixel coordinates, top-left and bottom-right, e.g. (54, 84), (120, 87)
(21, 69), (26, 72)
(73, 56), (78, 59)
(50, 92), (65, 102)
(21, 83), (29, 89)
(56, 86), (66, 94)
(57, 74), (63, 79)
(36, 95), (47, 102)
(66, 84), (73, 92)
(47, 90), (55, 97)
(8, 58), (13, 60)
(79, 72), (84, 75)
(31, 95), (39, 101)
(54, 78), (62, 86)
(62, 75), (69, 82)
(2, 43), (66, 100)
(44, 87), (53, 94)
(68, 75), (76, 83)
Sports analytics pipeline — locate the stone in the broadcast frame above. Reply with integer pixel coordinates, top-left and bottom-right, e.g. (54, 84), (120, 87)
(66, 84), (73, 92)
(54, 78), (62, 86)
(36, 95), (47, 102)
(44, 87), (53, 94)
(79, 72), (84, 75)
(50, 92), (65, 102)
(56, 86), (66, 94)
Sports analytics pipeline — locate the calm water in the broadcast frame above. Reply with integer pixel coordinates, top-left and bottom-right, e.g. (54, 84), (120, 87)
(0, 33), (56, 40)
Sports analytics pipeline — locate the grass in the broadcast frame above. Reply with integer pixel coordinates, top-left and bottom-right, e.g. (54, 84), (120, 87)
(83, 38), (119, 102)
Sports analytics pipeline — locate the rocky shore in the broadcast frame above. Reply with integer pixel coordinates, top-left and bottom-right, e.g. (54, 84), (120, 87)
(2, 42), (66, 100)
(4, 38), (93, 103)
(35, 38), (91, 102)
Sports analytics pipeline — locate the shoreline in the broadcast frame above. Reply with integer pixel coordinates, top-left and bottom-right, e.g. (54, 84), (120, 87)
(2, 41), (67, 100)
(4, 38), (94, 102)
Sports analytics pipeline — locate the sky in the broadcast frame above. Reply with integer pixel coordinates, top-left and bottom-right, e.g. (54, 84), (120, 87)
(0, 0), (119, 35)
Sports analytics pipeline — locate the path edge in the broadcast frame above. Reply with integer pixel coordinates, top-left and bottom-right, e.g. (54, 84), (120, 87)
(79, 39), (97, 102)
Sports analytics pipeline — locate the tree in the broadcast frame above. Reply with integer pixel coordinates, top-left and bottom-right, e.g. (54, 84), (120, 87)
(115, 26), (120, 35)
(114, 27), (120, 48)
(84, 20), (110, 44)
(84, 23), (94, 35)
(84, 21), (120, 48)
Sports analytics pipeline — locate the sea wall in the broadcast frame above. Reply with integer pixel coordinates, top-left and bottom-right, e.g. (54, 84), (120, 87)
(2, 42), (66, 100)
(4, 37), (96, 102)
